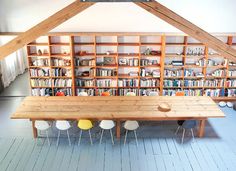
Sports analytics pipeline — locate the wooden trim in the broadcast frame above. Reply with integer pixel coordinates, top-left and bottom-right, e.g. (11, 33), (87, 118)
(135, 1), (236, 62)
(0, 1), (94, 60)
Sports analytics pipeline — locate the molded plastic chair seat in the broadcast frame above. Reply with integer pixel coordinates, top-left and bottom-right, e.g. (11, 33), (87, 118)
(126, 92), (136, 96)
(78, 119), (93, 145)
(124, 121), (139, 130)
(101, 92), (110, 96)
(35, 120), (51, 145)
(78, 119), (93, 130)
(175, 120), (197, 144)
(99, 120), (115, 130)
(99, 120), (115, 145)
(123, 120), (139, 146)
(35, 120), (51, 131)
(55, 120), (71, 146)
(78, 92), (88, 96)
(149, 91), (159, 96)
(56, 120), (71, 130)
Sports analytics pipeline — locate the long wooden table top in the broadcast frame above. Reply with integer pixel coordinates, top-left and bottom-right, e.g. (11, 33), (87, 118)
(11, 96), (225, 120)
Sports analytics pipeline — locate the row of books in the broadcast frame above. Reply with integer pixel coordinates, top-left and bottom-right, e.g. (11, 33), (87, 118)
(31, 59), (49, 66)
(164, 69), (182, 77)
(30, 79), (73, 87)
(140, 69), (160, 77)
(207, 59), (227, 67)
(118, 79), (139, 87)
(97, 79), (117, 87)
(76, 89), (95, 96)
(140, 59), (159, 66)
(96, 69), (117, 76)
(208, 69), (225, 77)
(54, 79), (72, 87)
(54, 88), (72, 96)
(228, 70), (236, 77)
(51, 58), (71, 67)
(164, 80), (183, 87)
(76, 79), (94, 87)
(31, 88), (52, 96)
(184, 69), (198, 77)
(30, 79), (52, 87)
(140, 79), (160, 87)
(205, 79), (225, 87)
(162, 89), (203, 96)
(51, 68), (72, 77)
(184, 80), (204, 87)
(74, 59), (95, 66)
(30, 68), (50, 77)
(97, 89), (117, 96)
(225, 80), (236, 87)
(119, 58), (139, 66)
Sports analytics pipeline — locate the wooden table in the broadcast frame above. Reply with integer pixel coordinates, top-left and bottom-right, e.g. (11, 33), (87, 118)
(11, 96), (225, 139)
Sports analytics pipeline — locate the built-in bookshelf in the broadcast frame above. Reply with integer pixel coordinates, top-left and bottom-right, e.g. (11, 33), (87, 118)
(26, 33), (236, 99)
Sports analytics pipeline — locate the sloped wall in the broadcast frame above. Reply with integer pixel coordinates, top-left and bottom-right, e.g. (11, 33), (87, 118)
(0, 0), (236, 33)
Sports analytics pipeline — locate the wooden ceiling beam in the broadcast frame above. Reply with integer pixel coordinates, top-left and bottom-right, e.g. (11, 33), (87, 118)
(0, 1), (95, 60)
(135, 1), (236, 62)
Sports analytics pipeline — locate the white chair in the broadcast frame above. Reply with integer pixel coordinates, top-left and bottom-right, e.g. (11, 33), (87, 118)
(126, 92), (136, 96)
(124, 121), (139, 146)
(78, 92), (88, 96)
(35, 120), (51, 145)
(149, 91), (159, 96)
(99, 120), (115, 145)
(56, 120), (71, 146)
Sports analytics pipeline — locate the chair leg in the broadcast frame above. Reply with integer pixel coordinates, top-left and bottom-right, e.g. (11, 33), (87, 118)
(78, 130), (83, 146)
(181, 128), (185, 144)
(100, 129), (104, 144)
(46, 130), (50, 146)
(175, 126), (180, 135)
(110, 129), (114, 145)
(89, 129), (93, 145)
(124, 130), (128, 146)
(134, 130), (138, 146)
(191, 128), (195, 142)
(67, 130), (71, 146)
(56, 130), (60, 146)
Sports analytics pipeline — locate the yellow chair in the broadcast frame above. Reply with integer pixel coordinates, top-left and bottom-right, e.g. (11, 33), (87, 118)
(78, 119), (93, 145)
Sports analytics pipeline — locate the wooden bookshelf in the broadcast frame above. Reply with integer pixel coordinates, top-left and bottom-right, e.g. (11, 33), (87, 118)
(26, 33), (236, 98)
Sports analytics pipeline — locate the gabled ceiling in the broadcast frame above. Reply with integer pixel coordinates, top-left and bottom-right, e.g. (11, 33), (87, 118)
(0, 0), (236, 62)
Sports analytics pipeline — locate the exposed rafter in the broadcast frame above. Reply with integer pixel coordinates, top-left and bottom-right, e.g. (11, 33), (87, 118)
(135, 1), (236, 62)
(0, 1), (94, 60)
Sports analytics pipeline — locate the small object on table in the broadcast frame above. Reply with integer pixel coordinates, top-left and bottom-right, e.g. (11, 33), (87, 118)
(158, 102), (171, 112)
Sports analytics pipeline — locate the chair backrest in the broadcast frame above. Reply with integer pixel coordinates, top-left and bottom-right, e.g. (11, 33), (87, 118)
(149, 91), (159, 96)
(124, 120), (139, 130)
(56, 120), (71, 130)
(176, 91), (185, 96)
(35, 120), (51, 130)
(78, 92), (88, 96)
(99, 120), (115, 129)
(78, 119), (93, 130)
(126, 92), (136, 96)
(55, 91), (65, 96)
(182, 120), (197, 129)
(101, 92), (110, 96)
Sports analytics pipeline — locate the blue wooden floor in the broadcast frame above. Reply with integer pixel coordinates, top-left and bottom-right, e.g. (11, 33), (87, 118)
(0, 106), (236, 171)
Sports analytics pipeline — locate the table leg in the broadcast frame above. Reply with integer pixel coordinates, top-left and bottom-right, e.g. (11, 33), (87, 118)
(32, 120), (38, 138)
(116, 120), (121, 139)
(198, 119), (206, 137)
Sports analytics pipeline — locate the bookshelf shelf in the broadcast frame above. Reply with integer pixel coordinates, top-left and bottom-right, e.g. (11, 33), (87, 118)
(26, 33), (236, 98)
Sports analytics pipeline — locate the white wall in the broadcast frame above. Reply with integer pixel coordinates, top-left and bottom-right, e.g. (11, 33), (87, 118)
(0, 0), (236, 33)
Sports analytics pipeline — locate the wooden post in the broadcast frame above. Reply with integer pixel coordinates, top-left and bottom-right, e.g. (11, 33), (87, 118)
(198, 119), (206, 137)
(116, 120), (121, 139)
(32, 120), (38, 138)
